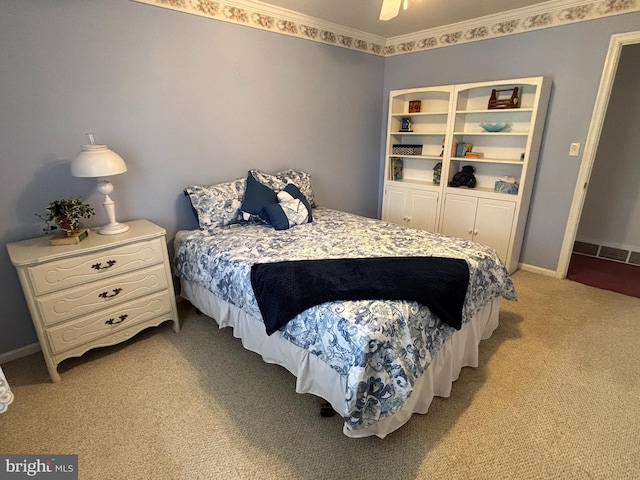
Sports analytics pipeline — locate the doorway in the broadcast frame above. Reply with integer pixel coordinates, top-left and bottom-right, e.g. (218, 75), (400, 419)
(558, 31), (640, 285)
(565, 40), (640, 297)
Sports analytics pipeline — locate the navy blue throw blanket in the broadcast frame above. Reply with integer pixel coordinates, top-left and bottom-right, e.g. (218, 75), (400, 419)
(250, 256), (470, 336)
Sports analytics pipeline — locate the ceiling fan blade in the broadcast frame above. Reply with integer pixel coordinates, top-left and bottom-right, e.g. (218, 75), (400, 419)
(379, 0), (401, 21)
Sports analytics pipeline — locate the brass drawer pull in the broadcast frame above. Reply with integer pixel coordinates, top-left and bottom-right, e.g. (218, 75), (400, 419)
(92, 260), (117, 271)
(98, 288), (123, 299)
(105, 314), (128, 326)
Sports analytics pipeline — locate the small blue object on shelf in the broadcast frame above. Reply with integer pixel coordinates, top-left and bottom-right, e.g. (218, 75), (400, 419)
(495, 180), (519, 194)
(480, 122), (509, 132)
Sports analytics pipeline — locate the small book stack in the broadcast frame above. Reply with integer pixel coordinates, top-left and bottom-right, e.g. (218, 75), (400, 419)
(451, 142), (473, 158)
(49, 228), (90, 246)
(391, 158), (403, 180)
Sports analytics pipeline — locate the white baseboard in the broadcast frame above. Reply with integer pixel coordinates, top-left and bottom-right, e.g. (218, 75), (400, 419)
(0, 342), (41, 365)
(518, 263), (564, 279)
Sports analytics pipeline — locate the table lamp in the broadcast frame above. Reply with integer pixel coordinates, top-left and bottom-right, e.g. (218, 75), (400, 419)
(71, 134), (129, 234)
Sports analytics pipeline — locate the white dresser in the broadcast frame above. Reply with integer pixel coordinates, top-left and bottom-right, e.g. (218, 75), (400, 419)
(6, 219), (180, 382)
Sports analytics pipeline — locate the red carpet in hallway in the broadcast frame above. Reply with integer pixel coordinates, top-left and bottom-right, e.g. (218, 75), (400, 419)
(566, 253), (640, 299)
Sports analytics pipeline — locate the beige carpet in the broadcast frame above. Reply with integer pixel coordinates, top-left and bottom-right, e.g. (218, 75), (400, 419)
(1, 271), (639, 479)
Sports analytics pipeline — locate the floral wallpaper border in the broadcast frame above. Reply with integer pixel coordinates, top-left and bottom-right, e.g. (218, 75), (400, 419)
(132, 0), (640, 56)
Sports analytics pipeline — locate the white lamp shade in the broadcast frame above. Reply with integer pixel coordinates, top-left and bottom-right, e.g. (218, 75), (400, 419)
(71, 144), (127, 178)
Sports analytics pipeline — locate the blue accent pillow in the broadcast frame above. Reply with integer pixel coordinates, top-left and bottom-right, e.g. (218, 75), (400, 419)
(261, 203), (291, 230)
(241, 172), (277, 222)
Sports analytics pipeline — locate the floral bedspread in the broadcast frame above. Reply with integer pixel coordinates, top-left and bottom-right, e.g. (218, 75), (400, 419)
(174, 208), (516, 431)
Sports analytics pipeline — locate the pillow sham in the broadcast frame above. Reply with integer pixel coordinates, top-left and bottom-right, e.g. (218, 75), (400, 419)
(240, 172), (278, 222)
(184, 177), (246, 229)
(250, 169), (317, 207)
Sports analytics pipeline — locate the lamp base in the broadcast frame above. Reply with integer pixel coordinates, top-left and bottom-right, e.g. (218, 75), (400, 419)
(98, 222), (129, 235)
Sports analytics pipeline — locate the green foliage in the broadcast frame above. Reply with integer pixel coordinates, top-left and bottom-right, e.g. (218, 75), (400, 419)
(36, 198), (95, 236)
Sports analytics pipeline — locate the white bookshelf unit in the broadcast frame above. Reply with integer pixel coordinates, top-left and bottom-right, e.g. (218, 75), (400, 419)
(382, 77), (551, 273)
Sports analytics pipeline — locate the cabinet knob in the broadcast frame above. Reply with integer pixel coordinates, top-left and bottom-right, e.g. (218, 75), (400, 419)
(468, 229), (473, 235)
(474, 230), (479, 236)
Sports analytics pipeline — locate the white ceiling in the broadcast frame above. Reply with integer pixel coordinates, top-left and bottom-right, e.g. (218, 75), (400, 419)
(254, 0), (554, 38)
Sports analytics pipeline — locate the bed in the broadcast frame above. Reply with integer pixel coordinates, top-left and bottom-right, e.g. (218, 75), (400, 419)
(174, 169), (516, 438)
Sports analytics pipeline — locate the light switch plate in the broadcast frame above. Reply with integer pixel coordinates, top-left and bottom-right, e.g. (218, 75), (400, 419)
(569, 143), (580, 156)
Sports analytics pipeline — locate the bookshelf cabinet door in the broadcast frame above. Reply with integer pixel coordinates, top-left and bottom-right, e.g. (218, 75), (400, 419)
(382, 187), (409, 226)
(408, 190), (439, 232)
(474, 199), (516, 262)
(383, 187), (439, 233)
(440, 194), (477, 241)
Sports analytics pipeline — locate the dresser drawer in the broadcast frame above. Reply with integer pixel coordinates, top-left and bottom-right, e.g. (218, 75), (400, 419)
(27, 238), (165, 295)
(46, 291), (174, 355)
(36, 264), (170, 327)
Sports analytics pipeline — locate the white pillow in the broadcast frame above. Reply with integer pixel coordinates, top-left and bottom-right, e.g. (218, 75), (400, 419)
(276, 191), (309, 228)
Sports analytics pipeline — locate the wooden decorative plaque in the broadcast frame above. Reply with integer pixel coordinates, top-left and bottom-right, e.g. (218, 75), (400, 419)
(408, 100), (421, 113)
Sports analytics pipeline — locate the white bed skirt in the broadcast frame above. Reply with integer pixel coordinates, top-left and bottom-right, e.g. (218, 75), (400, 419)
(180, 278), (500, 438)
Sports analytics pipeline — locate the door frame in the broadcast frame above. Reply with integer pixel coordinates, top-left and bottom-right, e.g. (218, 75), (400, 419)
(557, 30), (640, 278)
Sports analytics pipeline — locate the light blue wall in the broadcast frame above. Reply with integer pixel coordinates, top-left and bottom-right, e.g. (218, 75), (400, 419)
(0, 0), (384, 355)
(381, 13), (640, 271)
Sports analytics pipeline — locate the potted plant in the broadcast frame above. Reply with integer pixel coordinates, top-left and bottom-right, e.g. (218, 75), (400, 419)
(37, 198), (95, 237)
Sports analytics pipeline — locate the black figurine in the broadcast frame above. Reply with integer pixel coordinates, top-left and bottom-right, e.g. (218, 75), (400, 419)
(449, 165), (477, 188)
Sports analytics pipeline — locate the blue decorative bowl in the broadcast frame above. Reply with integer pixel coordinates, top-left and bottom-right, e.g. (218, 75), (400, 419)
(480, 122), (509, 132)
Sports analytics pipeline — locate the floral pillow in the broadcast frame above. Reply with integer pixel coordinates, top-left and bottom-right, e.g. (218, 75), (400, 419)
(184, 177), (246, 229)
(250, 169), (317, 207)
